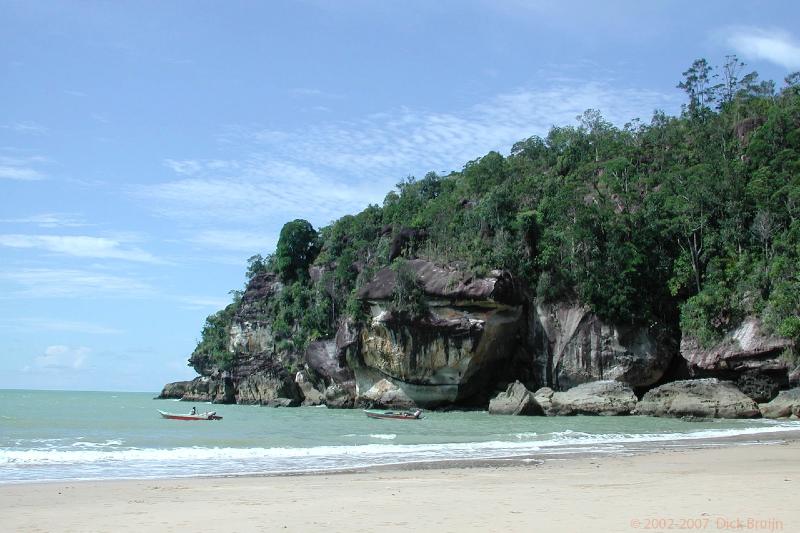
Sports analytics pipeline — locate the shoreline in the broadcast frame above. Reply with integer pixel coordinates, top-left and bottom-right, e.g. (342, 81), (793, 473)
(3, 427), (800, 486)
(2, 436), (797, 532)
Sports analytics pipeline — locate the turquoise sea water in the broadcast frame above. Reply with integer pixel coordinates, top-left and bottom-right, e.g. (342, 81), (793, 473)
(2, 389), (799, 483)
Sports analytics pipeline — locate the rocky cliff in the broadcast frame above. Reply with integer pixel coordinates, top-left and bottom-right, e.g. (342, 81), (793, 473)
(160, 260), (796, 413)
(160, 272), (307, 405)
(530, 301), (675, 391)
(680, 317), (793, 402)
(352, 260), (527, 407)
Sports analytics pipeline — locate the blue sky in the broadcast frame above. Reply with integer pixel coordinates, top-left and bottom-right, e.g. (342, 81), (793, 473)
(2, 1), (799, 392)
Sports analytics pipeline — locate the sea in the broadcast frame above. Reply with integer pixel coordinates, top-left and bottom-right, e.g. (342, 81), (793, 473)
(2, 389), (799, 484)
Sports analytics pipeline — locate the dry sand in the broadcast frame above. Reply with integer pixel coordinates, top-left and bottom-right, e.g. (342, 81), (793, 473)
(2, 441), (797, 532)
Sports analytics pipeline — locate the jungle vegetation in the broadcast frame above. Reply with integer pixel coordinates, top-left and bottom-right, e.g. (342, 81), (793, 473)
(193, 58), (800, 369)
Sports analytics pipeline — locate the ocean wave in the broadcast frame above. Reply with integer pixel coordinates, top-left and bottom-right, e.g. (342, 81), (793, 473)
(2, 423), (799, 468)
(71, 439), (123, 448)
(369, 434), (397, 440)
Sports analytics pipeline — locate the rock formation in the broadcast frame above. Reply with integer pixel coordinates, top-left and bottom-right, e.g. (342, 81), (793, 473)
(548, 380), (638, 416)
(680, 317), (792, 402)
(488, 381), (542, 415)
(358, 378), (416, 409)
(636, 379), (760, 418)
(531, 302), (674, 390)
(759, 388), (800, 419)
(353, 259), (526, 407)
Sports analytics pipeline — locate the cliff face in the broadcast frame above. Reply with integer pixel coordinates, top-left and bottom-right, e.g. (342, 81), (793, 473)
(680, 317), (793, 402)
(164, 272), (304, 405)
(531, 302), (675, 391)
(352, 260), (527, 407)
(160, 261), (795, 409)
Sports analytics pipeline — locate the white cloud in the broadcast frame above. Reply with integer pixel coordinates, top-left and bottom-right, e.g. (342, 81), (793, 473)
(289, 87), (343, 99)
(141, 80), (674, 231)
(0, 268), (155, 299)
(0, 165), (44, 180)
(0, 213), (88, 228)
(188, 230), (277, 253)
(139, 159), (379, 226)
(179, 296), (234, 310)
(0, 234), (162, 263)
(164, 158), (204, 175)
(0, 155), (48, 181)
(1, 121), (49, 135)
(29, 345), (90, 371)
(4, 318), (122, 335)
(727, 27), (800, 70)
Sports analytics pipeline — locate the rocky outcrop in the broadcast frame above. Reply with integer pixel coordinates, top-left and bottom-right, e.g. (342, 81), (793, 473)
(681, 317), (792, 401)
(158, 375), (233, 403)
(305, 339), (356, 395)
(358, 378), (416, 409)
(532, 302), (674, 390)
(488, 381), (543, 415)
(235, 370), (300, 405)
(548, 381), (638, 416)
(358, 259), (524, 305)
(759, 388), (800, 419)
(181, 272), (310, 406)
(354, 260), (526, 407)
(636, 379), (760, 419)
(324, 383), (354, 409)
(157, 380), (193, 399)
(295, 371), (325, 406)
(533, 387), (555, 414)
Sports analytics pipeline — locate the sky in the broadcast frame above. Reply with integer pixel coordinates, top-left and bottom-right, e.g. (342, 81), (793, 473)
(2, 1), (799, 392)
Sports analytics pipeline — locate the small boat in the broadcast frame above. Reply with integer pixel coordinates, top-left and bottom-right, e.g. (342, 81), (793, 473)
(158, 409), (222, 421)
(364, 409), (423, 420)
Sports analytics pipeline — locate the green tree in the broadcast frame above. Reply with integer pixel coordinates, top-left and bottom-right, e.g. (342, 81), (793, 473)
(275, 219), (319, 282)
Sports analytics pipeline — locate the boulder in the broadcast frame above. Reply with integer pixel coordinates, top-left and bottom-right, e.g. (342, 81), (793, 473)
(358, 378), (416, 409)
(549, 381), (637, 416)
(324, 383), (354, 409)
(533, 387), (555, 415)
(531, 302), (673, 390)
(788, 365), (800, 386)
(295, 371), (325, 406)
(637, 379), (760, 419)
(488, 381), (543, 415)
(759, 388), (800, 419)
(266, 397), (299, 408)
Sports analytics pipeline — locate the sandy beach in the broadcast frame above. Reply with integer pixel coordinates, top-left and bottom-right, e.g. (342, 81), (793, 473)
(2, 439), (797, 533)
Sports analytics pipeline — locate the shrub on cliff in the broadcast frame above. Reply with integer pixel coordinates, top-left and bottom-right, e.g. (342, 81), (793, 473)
(389, 260), (428, 319)
(275, 219), (319, 282)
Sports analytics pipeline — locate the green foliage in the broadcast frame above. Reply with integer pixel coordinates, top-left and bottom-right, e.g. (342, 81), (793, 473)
(275, 219), (319, 282)
(246, 254), (270, 279)
(389, 260), (428, 319)
(206, 58), (800, 359)
(193, 304), (237, 370)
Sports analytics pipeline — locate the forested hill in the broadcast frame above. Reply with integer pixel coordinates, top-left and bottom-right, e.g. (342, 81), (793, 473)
(192, 58), (799, 391)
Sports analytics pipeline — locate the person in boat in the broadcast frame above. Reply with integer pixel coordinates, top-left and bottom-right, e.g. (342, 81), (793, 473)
(190, 406), (197, 415)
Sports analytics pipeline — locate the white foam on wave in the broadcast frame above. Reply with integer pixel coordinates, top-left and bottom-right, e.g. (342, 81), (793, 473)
(369, 434), (397, 440)
(2, 422), (799, 468)
(71, 439), (123, 448)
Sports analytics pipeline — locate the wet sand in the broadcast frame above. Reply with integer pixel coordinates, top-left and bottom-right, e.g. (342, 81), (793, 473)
(2, 439), (797, 532)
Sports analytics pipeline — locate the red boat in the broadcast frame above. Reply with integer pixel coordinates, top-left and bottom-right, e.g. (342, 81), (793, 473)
(364, 409), (423, 420)
(158, 409), (222, 421)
